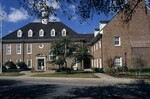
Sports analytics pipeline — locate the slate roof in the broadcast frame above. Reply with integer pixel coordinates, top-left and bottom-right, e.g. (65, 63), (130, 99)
(79, 34), (94, 42)
(3, 22), (93, 43)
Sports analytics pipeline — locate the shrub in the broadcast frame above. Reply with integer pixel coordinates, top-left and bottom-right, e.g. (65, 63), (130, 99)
(55, 68), (61, 72)
(2, 65), (7, 72)
(16, 62), (29, 70)
(92, 68), (103, 73)
(104, 68), (115, 74)
(4, 61), (17, 69)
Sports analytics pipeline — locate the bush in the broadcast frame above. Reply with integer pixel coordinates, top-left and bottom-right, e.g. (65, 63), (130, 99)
(129, 68), (150, 73)
(55, 68), (61, 72)
(2, 65), (7, 72)
(16, 62), (29, 70)
(104, 68), (115, 74)
(4, 61), (17, 69)
(92, 68), (103, 73)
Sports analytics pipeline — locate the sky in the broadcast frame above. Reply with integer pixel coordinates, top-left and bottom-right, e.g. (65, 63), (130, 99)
(1, 0), (149, 37)
(0, 0), (113, 37)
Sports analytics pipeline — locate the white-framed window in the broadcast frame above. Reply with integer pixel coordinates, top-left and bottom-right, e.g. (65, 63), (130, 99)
(27, 44), (32, 54)
(115, 36), (121, 46)
(49, 50), (55, 61)
(115, 57), (122, 66)
(39, 29), (44, 37)
(17, 30), (22, 37)
(6, 44), (11, 54)
(51, 29), (55, 36)
(16, 59), (21, 63)
(62, 29), (66, 36)
(16, 44), (21, 54)
(27, 59), (32, 68)
(28, 29), (33, 37)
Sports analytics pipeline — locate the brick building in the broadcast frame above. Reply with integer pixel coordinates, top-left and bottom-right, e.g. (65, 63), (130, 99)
(2, 22), (93, 70)
(90, 0), (150, 69)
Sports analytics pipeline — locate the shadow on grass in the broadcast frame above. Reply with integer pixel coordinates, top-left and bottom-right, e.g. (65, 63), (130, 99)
(0, 80), (57, 99)
(54, 80), (150, 99)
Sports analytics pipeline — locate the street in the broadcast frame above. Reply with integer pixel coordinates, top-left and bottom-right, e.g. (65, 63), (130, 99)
(0, 77), (150, 99)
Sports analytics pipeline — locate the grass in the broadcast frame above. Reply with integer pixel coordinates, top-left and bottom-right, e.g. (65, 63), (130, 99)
(32, 72), (99, 78)
(0, 72), (24, 76)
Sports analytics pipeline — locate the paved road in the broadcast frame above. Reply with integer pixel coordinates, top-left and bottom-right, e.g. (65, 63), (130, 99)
(0, 76), (150, 99)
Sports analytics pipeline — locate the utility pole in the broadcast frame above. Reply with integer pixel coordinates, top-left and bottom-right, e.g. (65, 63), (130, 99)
(0, 14), (3, 73)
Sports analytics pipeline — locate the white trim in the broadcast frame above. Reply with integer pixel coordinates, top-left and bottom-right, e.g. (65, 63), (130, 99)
(36, 57), (46, 71)
(62, 28), (66, 36)
(27, 44), (32, 54)
(51, 29), (55, 36)
(39, 29), (44, 37)
(28, 29), (33, 37)
(115, 36), (121, 46)
(115, 57), (122, 66)
(27, 59), (32, 68)
(16, 59), (22, 63)
(17, 30), (22, 37)
(99, 58), (102, 68)
(16, 44), (21, 54)
(6, 44), (11, 54)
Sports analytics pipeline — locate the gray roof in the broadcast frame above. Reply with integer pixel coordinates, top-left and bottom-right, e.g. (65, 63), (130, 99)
(3, 22), (93, 43)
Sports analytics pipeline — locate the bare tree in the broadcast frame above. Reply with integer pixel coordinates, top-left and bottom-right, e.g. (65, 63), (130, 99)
(105, 57), (115, 68)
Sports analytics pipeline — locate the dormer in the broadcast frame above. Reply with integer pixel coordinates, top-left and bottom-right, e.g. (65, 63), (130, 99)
(51, 29), (55, 37)
(39, 29), (44, 37)
(17, 30), (22, 37)
(28, 29), (33, 37)
(62, 28), (66, 36)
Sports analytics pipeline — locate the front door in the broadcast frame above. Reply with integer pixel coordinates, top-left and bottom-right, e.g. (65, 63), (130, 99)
(38, 59), (44, 70)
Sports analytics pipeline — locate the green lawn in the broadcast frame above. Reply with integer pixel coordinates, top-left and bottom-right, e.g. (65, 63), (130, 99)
(32, 72), (99, 78)
(0, 72), (24, 76)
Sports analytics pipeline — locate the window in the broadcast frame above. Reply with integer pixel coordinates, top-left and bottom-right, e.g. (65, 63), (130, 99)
(51, 29), (55, 36)
(39, 29), (44, 37)
(6, 44), (11, 54)
(115, 57), (122, 66)
(16, 59), (21, 63)
(17, 30), (23, 37)
(49, 50), (55, 61)
(16, 44), (21, 54)
(62, 29), (66, 36)
(28, 29), (33, 37)
(6, 59), (11, 62)
(27, 44), (32, 54)
(115, 36), (121, 46)
(27, 59), (32, 68)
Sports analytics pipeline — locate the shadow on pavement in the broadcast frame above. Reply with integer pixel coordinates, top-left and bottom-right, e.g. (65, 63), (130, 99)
(55, 80), (150, 99)
(0, 79), (57, 99)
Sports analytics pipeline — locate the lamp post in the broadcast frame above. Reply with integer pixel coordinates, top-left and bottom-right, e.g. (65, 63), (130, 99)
(0, 14), (3, 73)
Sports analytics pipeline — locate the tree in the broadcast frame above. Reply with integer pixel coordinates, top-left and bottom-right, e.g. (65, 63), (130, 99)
(53, 56), (65, 69)
(105, 57), (115, 68)
(50, 37), (77, 73)
(74, 43), (93, 69)
(19, 0), (150, 23)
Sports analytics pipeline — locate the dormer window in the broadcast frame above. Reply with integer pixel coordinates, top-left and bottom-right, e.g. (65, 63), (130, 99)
(39, 29), (44, 37)
(28, 29), (33, 37)
(51, 29), (55, 37)
(62, 29), (66, 36)
(17, 30), (22, 37)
